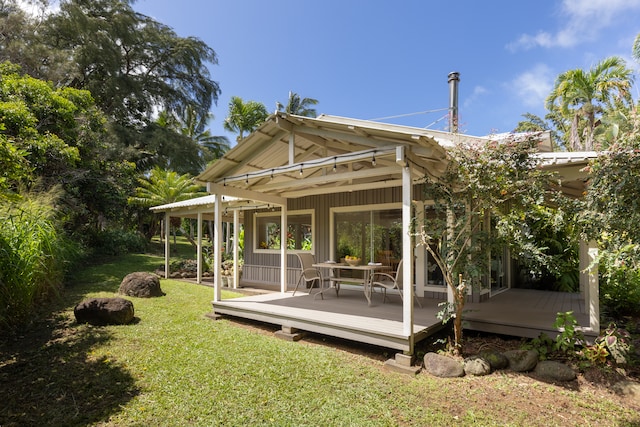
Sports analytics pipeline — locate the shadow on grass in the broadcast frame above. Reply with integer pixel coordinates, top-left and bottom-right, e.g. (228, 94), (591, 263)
(0, 306), (139, 426)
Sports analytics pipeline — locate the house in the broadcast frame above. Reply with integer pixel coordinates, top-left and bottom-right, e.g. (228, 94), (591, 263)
(151, 111), (600, 360)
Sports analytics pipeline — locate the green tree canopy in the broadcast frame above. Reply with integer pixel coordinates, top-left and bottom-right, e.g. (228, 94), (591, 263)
(223, 96), (268, 142)
(546, 56), (634, 151)
(277, 91), (319, 117)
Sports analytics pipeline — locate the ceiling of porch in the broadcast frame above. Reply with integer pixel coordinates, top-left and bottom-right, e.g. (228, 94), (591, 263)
(196, 113), (453, 202)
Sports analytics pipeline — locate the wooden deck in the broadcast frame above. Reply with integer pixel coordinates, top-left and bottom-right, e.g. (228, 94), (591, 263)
(211, 286), (598, 353)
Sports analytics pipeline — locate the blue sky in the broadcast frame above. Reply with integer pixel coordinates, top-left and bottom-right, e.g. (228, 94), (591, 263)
(133, 0), (640, 142)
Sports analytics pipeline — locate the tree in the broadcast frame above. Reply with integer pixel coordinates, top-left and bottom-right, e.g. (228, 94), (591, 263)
(546, 56), (634, 151)
(277, 91), (319, 117)
(129, 167), (203, 243)
(414, 135), (568, 354)
(40, 0), (221, 130)
(223, 96), (268, 141)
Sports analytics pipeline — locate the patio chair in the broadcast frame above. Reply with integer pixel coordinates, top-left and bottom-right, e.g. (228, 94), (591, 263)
(292, 253), (325, 297)
(371, 260), (422, 308)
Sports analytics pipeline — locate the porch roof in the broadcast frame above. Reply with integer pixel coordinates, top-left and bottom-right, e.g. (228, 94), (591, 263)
(196, 113), (452, 201)
(196, 113), (594, 201)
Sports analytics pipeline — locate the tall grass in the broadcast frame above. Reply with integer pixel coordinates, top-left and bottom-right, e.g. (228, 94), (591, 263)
(0, 190), (80, 331)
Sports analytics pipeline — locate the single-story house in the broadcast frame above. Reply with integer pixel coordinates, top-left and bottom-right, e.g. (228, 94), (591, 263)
(151, 111), (599, 359)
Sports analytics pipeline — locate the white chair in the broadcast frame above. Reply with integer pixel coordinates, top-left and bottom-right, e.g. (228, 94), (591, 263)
(371, 260), (422, 308)
(292, 253), (324, 297)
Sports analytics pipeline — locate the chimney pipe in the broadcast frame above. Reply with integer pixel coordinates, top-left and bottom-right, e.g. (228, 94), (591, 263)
(448, 71), (460, 133)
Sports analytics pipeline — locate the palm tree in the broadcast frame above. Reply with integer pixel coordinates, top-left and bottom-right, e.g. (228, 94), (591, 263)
(546, 56), (634, 151)
(223, 96), (269, 142)
(129, 167), (203, 243)
(633, 32), (640, 64)
(277, 91), (319, 117)
(177, 106), (230, 162)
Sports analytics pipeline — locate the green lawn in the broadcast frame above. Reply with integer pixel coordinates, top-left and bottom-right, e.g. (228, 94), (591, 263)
(1, 252), (638, 426)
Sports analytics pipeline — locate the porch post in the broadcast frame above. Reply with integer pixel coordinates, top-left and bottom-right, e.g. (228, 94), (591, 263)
(580, 240), (599, 332)
(213, 193), (222, 302)
(164, 212), (170, 279)
(281, 205), (288, 293)
(415, 201), (425, 297)
(233, 209), (240, 289)
(197, 212), (203, 284)
(401, 159), (414, 353)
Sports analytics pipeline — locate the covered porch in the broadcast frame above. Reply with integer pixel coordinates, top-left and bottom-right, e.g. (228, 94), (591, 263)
(211, 285), (598, 352)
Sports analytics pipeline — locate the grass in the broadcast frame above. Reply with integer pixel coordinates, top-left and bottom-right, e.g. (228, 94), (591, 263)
(1, 251), (639, 426)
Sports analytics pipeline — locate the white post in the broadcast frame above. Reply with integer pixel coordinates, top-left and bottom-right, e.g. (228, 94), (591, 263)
(281, 205), (288, 293)
(164, 212), (170, 279)
(579, 239), (600, 333)
(213, 194), (222, 302)
(402, 160), (414, 351)
(233, 209), (240, 289)
(197, 212), (203, 284)
(415, 201), (425, 297)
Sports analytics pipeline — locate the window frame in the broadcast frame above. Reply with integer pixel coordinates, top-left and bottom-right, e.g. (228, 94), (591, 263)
(253, 209), (315, 254)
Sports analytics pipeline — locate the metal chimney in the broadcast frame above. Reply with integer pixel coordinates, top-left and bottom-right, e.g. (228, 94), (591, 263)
(448, 71), (460, 133)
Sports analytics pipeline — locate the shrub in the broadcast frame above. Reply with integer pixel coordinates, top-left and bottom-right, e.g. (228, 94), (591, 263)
(599, 244), (640, 317)
(84, 228), (147, 256)
(0, 191), (80, 331)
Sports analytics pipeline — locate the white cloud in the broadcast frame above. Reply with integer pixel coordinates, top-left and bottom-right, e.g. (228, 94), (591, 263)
(463, 85), (488, 109)
(509, 64), (554, 108)
(507, 0), (640, 51)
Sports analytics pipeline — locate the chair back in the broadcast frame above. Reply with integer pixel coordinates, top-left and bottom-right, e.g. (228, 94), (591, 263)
(297, 253), (320, 280)
(395, 259), (403, 288)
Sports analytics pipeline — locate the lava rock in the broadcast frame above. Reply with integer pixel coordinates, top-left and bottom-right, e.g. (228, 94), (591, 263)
(74, 297), (134, 325)
(119, 272), (165, 298)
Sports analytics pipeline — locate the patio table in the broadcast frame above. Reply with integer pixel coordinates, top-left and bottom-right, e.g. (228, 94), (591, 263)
(312, 262), (389, 306)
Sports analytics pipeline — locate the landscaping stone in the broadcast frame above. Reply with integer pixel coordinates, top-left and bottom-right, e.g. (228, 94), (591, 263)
(74, 297), (134, 325)
(504, 349), (539, 372)
(464, 356), (492, 376)
(479, 349), (509, 370)
(423, 352), (464, 378)
(119, 272), (165, 298)
(612, 380), (640, 405)
(533, 360), (576, 382)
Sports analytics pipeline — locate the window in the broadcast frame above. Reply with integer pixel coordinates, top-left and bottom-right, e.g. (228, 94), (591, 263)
(332, 204), (402, 265)
(254, 210), (313, 252)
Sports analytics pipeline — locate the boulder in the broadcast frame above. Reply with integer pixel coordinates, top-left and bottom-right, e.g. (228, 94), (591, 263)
(423, 352), (465, 378)
(612, 380), (640, 405)
(119, 272), (165, 298)
(464, 356), (492, 376)
(74, 297), (134, 325)
(504, 349), (539, 372)
(533, 360), (576, 382)
(479, 349), (509, 371)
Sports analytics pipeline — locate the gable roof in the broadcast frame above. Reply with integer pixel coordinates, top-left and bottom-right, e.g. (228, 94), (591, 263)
(196, 112), (595, 202)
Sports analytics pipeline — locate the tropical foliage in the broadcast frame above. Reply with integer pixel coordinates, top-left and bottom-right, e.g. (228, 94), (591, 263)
(277, 91), (319, 117)
(223, 96), (269, 141)
(415, 134), (573, 353)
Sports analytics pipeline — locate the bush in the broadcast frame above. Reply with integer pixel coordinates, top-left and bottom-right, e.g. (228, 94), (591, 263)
(0, 192), (81, 331)
(84, 228), (147, 256)
(599, 244), (640, 317)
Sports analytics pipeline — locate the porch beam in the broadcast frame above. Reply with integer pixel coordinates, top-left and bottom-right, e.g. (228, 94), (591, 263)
(292, 125), (427, 149)
(214, 147), (397, 186)
(254, 166), (399, 192)
(207, 182), (287, 207)
(282, 179), (403, 198)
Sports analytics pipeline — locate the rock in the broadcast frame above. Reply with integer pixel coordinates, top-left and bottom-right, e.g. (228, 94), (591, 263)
(504, 349), (539, 372)
(423, 352), (465, 378)
(479, 350), (509, 371)
(74, 297), (134, 325)
(119, 272), (165, 298)
(464, 356), (492, 376)
(534, 360), (576, 382)
(612, 380), (640, 404)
